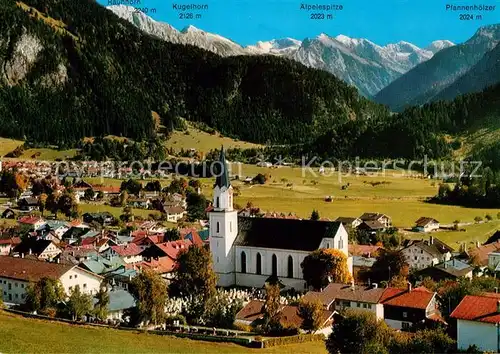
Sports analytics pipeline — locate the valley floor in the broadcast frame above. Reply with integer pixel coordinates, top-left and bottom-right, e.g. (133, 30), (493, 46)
(0, 311), (327, 354)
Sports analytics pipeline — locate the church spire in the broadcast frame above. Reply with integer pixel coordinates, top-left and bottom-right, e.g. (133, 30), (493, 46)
(215, 146), (230, 189)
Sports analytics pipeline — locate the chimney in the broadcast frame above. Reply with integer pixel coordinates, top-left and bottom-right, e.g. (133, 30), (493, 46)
(407, 282), (412, 292)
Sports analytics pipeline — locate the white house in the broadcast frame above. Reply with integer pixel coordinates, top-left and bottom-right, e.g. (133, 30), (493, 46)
(451, 293), (500, 352)
(209, 148), (352, 290)
(104, 244), (143, 264)
(165, 206), (186, 223)
(401, 236), (453, 269)
(0, 256), (103, 305)
(302, 282), (385, 320)
(414, 217), (440, 232)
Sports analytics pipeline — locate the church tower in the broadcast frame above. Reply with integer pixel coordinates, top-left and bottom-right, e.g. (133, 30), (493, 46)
(209, 147), (238, 286)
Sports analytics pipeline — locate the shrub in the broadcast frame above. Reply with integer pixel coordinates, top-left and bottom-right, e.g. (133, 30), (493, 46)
(263, 334), (324, 348)
(234, 323), (253, 332)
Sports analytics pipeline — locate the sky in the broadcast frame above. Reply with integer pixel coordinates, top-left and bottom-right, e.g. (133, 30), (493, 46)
(97, 0), (500, 47)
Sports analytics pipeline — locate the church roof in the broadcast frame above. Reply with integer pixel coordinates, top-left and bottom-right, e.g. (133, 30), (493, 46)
(234, 216), (341, 252)
(214, 146), (230, 189)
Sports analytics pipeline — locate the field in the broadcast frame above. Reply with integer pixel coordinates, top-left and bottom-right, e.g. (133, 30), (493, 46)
(0, 137), (23, 157)
(0, 311), (327, 354)
(165, 123), (262, 154)
(226, 164), (500, 228)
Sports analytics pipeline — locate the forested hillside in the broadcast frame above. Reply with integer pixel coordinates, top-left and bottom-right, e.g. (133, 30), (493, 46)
(301, 83), (500, 160)
(0, 0), (388, 146)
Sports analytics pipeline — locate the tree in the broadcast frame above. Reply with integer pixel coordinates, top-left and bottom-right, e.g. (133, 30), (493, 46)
(370, 249), (409, 283)
(120, 206), (134, 222)
(39, 193), (48, 216)
(301, 249), (352, 290)
(474, 216), (483, 223)
(485, 214), (493, 222)
(298, 298), (323, 332)
(173, 245), (217, 301)
(67, 285), (93, 321)
(84, 188), (95, 201)
(165, 178), (188, 194)
(119, 190), (129, 207)
(58, 192), (78, 220)
(263, 282), (281, 330)
(186, 191), (208, 222)
(120, 179), (142, 196)
(310, 209), (320, 221)
(25, 277), (65, 313)
(145, 180), (162, 192)
(326, 310), (392, 354)
(130, 269), (168, 325)
(164, 228), (180, 241)
(252, 173), (267, 185)
(94, 286), (110, 322)
(96, 191), (105, 200)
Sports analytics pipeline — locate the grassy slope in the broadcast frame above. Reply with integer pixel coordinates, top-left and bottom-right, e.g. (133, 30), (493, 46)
(0, 138), (23, 157)
(0, 311), (327, 354)
(165, 123), (262, 154)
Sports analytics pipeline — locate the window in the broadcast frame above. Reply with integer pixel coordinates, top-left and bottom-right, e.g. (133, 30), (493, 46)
(74, 275), (77, 278)
(256, 253), (262, 275)
(287, 255), (293, 278)
(326, 243), (330, 248)
(14, 283), (18, 287)
(343, 301), (350, 307)
(216, 257), (219, 263)
(271, 254), (278, 276)
(241, 251), (247, 274)
(356, 302), (361, 308)
(21, 284), (24, 288)
(216, 222), (220, 233)
(402, 312), (408, 318)
(15, 294), (18, 299)
(83, 284), (87, 289)
(402, 322), (410, 330)
(69, 286), (72, 291)
(216, 197), (220, 208)
(8, 283), (11, 290)
(21, 294), (25, 299)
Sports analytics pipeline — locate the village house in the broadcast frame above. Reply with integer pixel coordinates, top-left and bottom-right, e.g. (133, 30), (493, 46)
(82, 212), (115, 226)
(209, 148), (351, 290)
(334, 217), (362, 229)
(94, 288), (136, 322)
(127, 197), (152, 209)
(0, 237), (21, 256)
(0, 256), (102, 305)
(164, 206), (186, 223)
(413, 217), (440, 233)
(380, 284), (441, 330)
(235, 299), (335, 336)
(301, 282), (386, 320)
(466, 240), (500, 268)
(17, 216), (46, 232)
(103, 244), (143, 264)
(417, 259), (473, 281)
(359, 213), (392, 228)
(401, 236), (453, 269)
(12, 238), (61, 260)
(451, 292), (500, 352)
(17, 197), (39, 212)
(139, 239), (192, 279)
(39, 220), (70, 239)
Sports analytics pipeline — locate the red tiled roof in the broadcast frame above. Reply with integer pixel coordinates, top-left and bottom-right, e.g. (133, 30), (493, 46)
(18, 216), (44, 225)
(111, 243), (142, 257)
(81, 237), (96, 246)
(235, 300), (333, 328)
(451, 293), (500, 323)
(0, 256), (73, 282)
(155, 239), (192, 260)
(468, 241), (500, 266)
(0, 237), (21, 245)
(139, 256), (176, 274)
(380, 286), (434, 310)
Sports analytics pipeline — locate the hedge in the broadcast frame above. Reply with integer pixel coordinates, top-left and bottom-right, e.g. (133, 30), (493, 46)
(262, 334), (325, 348)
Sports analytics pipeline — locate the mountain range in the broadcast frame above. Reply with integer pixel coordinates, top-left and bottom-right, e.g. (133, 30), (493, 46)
(375, 25), (500, 111)
(107, 5), (454, 97)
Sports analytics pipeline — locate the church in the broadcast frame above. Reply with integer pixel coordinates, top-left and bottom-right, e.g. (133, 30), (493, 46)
(209, 148), (353, 290)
